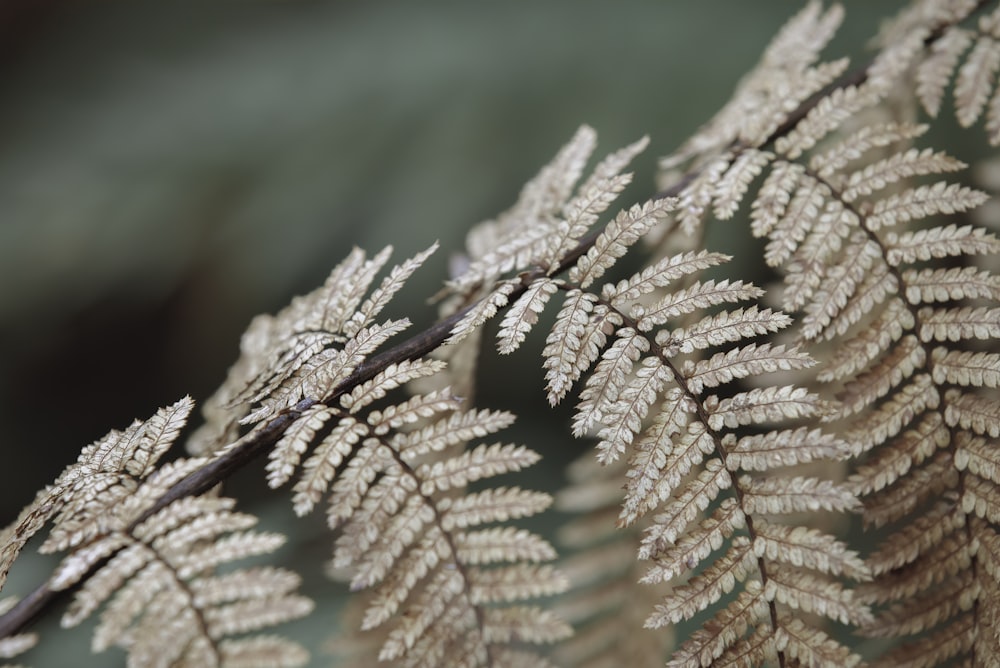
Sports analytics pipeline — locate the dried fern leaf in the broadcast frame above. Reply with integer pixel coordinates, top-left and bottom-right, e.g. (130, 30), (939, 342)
(955, 34), (1000, 127)
(713, 149), (775, 220)
(955, 432), (1000, 484)
(886, 223), (1000, 264)
(340, 359), (449, 414)
(752, 520), (869, 580)
(819, 297), (911, 381)
(446, 279), (519, 345)
(320, 246), (393, 335)
(812, 246), (897, 342)
(602, 250), (731, 305)
(866, 181), (988, 231)
(776, 84), (875, 159)
(573, 327), (648, 437)
(266, 404), (335, 489)
(439, 487), (553, 531)
(917, 27), (974, 117)
(644, 537), (754, 627)
(847, 412), (950, 496)
(543, 290), (600, 405)
(683, 343), (814, 395)
(641, 498), (745, 573)
(867, 500), (964, 576)
(944, 388), (1000, 437)
(665, 584), (767, 668)
(415, 442), (540, 495)
(497, 278), (559, 355)
(917, 305), (1000, 342)
(705, 385), (821, 430)
(636, 280), (764, 332)
(570, 198), (677, 290)
(248, 318), (411, 423)
(751, 161), (805, 238)
(48, 457), (312, 667)
(809, 122), (929, 178)
(667, 306), (792, 355)
(712, 622), (777, 668)
(345, 243), (438, 338)
(862, 569), (975, 638)
(765, 564), (873, 626)
(677, 155), (732, 234)
(774, 616), (863, 668)
(541, 136), (647, 271)
(932, 349), (1000, 387)
(620, 388), (695, 527)
(639, 460), (731, 560)
(859, 532), (972, 606)
(291, 417), (368, 516)
(961, 472), (1000, 521)
(553, 452), (673, 668)
(449, 126), (596, 292)
(740, 475), (859, 515)
(841, 147), (966, 202)
(903, 266), (1000, 303)
(845, 374), (941, 454)
(595, 357), (674, 465)
(725, 427), (854, 471)
(835, 334), (926, 418)
(281, 372), (566, 664)
(391, 408), (517, 462)
(783, 202), (857, 310)
(763, 178), (826, 267)
(869, 614), (973, 668)
(861, 453), (958, 530)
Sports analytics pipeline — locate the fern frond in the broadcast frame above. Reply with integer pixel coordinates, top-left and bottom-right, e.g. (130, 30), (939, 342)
(265, 353), (565, 663)
(0, 398), (197, 601)
(20, 409), (315, 667)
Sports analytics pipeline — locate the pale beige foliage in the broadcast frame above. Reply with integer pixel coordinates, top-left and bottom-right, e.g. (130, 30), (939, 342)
(5, 3), (1000, 667)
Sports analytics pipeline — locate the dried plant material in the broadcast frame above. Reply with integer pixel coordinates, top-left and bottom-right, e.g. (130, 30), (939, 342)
(265, 353), (567, 664)
(2, 3), (1000, 667)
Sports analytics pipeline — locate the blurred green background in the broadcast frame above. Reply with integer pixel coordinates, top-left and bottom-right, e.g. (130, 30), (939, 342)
(0, 1), (905, 664)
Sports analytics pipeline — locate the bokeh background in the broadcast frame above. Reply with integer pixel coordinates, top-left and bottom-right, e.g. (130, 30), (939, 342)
(0, 1), (910, 665)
